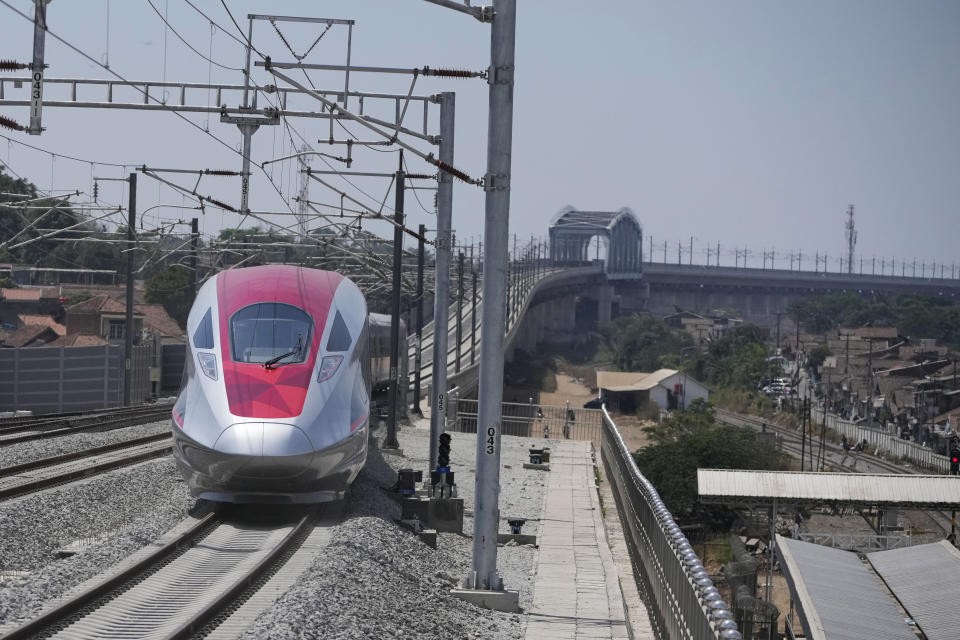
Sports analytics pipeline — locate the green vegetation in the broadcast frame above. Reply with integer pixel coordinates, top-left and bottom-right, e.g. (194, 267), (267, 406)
(603, 314), (683, 372)
(0, 168), (120, 271)
(789, 291), (960, 347)
(0, 277), (17, 289)
(633, 400), (786, 527)
(145, 266), (192, 328)
(694, 325), (769, 388)
(708, 387), (774, 415)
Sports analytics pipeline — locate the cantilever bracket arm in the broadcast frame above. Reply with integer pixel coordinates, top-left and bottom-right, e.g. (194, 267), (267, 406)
(265, 65), (479, 186)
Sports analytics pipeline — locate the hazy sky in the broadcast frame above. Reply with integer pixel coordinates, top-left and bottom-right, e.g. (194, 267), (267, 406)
(1, 1), (957, 271)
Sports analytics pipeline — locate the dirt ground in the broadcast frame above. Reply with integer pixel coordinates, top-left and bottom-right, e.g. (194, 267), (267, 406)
(538, 372), (652, 452)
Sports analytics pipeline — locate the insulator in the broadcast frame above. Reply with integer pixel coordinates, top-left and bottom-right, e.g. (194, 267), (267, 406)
(433, 159), (473, 184)
(423, 66), (478, 79)
(0, 60), (29, 72)
(204, 169), (240, 176)
(93, 182), (99, 201)
(204, 197), (236, 212)
(0, 115), (24, 131)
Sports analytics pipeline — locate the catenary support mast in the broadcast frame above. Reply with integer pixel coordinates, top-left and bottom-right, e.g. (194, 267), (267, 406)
(470, 0), (516, 591)
(429, 92), (455, 472)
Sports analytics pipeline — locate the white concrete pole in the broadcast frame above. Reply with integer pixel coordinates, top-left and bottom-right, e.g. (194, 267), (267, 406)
(470, 0), (515, 591)
(429, 92), (455, 471)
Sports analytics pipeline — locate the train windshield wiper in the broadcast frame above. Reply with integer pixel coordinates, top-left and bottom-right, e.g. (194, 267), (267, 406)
(263, 334), (303, 370)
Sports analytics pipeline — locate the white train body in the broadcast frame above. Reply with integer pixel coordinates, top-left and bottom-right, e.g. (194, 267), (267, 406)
(171, 265), (370, 503)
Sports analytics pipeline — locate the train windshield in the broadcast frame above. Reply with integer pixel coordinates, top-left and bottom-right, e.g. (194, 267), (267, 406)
(230, 303), (313, 365)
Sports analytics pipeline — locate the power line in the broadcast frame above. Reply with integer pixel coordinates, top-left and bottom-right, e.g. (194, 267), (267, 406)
(145, 0), (243, 71)
(0, 0), (295, 217)
(0, 133), (135, 168)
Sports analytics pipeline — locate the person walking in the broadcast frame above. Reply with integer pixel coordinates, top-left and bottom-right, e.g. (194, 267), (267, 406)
(840, 435), (852, 467)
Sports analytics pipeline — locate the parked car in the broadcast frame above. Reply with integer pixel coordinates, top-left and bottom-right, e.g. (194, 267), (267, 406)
(583, 397), (606, 409)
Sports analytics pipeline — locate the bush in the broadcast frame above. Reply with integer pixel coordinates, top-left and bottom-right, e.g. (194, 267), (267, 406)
(633, 404), (786, 527)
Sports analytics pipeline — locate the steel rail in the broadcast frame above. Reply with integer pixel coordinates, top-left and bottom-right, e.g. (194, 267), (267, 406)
(0, 432), (171, 477)
(3, 509), (320, 639)
(0, 407), (169, 445)
(0, 405), (167, 433)
(0, 512), (220, 640)
(166, 510), (318, 639)
(0, 439), (173, 501)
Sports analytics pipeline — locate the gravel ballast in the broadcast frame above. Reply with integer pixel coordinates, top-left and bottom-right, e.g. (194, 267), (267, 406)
(0, 420), (565, 638)
(0, 457), (195, 628)
(239, 421), (547, 639)
(0, 419), (172, 469)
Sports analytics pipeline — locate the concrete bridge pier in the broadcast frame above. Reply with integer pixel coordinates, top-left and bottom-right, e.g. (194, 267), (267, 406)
(595, 284), (613, 327)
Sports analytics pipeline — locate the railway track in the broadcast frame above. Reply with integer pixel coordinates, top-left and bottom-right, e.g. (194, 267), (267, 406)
(0, 434), (173, 501)
(716, 408), (957, 535)
(1, 506), (329, 640)
(0, 406), (170, 446)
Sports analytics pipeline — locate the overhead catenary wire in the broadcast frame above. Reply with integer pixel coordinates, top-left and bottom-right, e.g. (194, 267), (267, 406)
(0, 0), (296, 216)
(2, 2), (437, 290)
(145, 0), (243, 71)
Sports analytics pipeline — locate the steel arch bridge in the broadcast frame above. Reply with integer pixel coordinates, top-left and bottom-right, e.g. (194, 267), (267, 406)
(548, 206), (643, 279)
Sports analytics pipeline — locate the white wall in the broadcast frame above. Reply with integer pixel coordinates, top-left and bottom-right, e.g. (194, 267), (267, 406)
(660, 372), (709, 410)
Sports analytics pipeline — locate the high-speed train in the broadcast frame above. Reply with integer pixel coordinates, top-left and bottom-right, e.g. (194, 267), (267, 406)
(171, 264), (372, 503)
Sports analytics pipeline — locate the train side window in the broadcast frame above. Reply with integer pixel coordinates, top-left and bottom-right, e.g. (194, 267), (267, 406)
(326, 310), (352, 352)
(193, 308), (215, 349)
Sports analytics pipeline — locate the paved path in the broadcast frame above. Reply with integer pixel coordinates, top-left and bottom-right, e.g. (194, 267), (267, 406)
(526, 440), (636, 639)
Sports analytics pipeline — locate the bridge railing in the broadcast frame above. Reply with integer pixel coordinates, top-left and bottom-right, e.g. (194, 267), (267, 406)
(601, 406), (741, 640)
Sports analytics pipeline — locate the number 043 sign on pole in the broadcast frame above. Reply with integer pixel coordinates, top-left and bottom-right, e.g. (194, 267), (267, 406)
(484, 424), (498, 455)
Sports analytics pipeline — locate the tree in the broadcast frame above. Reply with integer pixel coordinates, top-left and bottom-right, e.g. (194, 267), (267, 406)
(604, 314), (682, 372)
(145, 266), (192, 328)
(633, 404), (785, 526)
(0, 167), (122, 271)
(700, 325), (769, 388)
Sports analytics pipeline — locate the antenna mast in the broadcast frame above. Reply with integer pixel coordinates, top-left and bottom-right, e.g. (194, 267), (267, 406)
(845, 204), (856, 274)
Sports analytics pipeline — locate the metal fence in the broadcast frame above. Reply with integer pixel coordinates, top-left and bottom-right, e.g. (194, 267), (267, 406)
(811, 407), (949, 473)
(797, 531), (939, 553)
(160, 343), (186, 395)
(451, 396), (603, 440)
(0, 344), (152, 413)
(600, 406), (741, 639)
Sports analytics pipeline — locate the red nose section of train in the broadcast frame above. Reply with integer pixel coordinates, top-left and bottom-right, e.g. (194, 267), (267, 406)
(216, 265), (344, 418)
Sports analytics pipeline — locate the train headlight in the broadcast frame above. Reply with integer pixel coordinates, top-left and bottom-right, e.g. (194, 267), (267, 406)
(317, 355), (343, 382)
(198, 352), (218, 380)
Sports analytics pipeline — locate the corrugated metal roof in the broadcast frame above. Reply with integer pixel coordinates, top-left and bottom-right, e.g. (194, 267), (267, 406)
(867, 541), (960, 640)
(697, 470), (960, 508)
(776, 535), (916, 640)
(597, 368), (679, 392)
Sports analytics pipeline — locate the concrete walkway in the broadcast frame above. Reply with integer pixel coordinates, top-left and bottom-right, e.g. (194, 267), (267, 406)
(525, 440), (636, 639)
